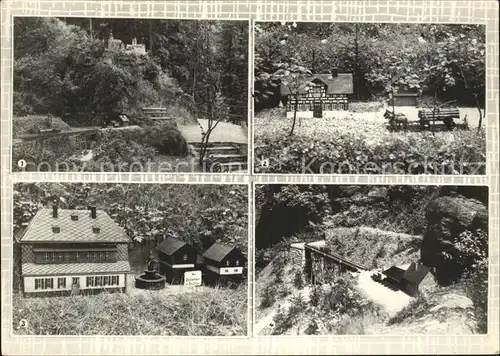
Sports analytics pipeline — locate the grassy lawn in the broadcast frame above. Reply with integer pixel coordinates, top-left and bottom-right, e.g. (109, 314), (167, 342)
(12, 282), (247, 336)
(254, 107), (485, 175)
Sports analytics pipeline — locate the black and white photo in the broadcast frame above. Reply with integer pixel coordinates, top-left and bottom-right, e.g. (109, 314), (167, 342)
(12, 17), (249, 173)
(253, 22), (486, 175)
(13, 182), (249, 336)
(254, 184), (488, 335)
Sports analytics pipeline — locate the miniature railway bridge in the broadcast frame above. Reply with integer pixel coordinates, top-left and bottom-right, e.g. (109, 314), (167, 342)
(304, 241), (368, 284)
(13, 127), (101, 150)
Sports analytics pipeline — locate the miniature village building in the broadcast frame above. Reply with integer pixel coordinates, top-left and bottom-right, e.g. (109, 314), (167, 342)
(280, 70), (354, 119)
(18, 206), (131, 295)
(202, 243), (246, 284)
(156, 237), (199, 284)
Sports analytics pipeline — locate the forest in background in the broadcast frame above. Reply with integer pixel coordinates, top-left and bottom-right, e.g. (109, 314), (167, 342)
(254, 22), (485, 112)
(14, 17), (248, 124)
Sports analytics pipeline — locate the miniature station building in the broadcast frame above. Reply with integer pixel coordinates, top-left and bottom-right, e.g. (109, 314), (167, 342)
(280, 69), (354, 119)
(381, 261), (431, 297)
(155, 237), (200, 284)
(18, 206), (131, 295)
(202, 243), (247, 284)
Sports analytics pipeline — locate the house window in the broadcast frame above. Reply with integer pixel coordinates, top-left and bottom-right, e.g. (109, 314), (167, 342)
(99, 252), (105, 261)
(57, 278), (66, 289)
(105, 252), (109, 261)
(111, 276), (119, 286)
(182, 254), (188, 262)
(226, 260), (230, 266)
(95, 277), (103, 286)
(65, 252), (70, 261)
(58, 253), (64, 262)
(51, 252), (56, 261)
(44, 253), (49, 262)
(87, 252), (92, 261)
(72, 277), (79, 287)
(35, 279), (41, 290)
(104, 276), (110, 286)
(75, 252), (80, 261)
(93, 252), (98, 261)
(86, 276), (94, 287)
(235, 260), (240, 266)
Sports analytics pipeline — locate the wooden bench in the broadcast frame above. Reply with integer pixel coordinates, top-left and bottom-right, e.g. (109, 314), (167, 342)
(418, 108), (460, 130)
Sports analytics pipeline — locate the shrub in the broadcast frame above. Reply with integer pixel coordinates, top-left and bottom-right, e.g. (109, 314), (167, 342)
(292, 267), (305, 290)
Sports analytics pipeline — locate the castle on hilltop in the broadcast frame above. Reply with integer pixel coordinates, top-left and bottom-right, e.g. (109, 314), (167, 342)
(106, 30), (146, 55)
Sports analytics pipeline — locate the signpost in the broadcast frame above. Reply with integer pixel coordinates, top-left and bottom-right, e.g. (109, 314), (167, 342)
(184, 270), (202, 287)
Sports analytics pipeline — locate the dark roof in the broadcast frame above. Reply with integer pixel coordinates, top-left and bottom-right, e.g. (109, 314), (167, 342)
(202, 243), (237, 263)
(19, 208), (129, 244)
(382, 266), (406, 282)
(280, 73), (354, 96)
(156, 237), (189, 256)
(22, 261), (131, 276)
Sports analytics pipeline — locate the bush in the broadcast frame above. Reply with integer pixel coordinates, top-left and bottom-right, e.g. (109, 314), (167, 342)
(387, 293), (431, 325)
(143, 122), (188, 156)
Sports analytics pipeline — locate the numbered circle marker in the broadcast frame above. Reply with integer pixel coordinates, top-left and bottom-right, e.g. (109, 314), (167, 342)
(17, 159), (27, 168)
(19, 319), (28, 328)
(260, 159), (270, 168)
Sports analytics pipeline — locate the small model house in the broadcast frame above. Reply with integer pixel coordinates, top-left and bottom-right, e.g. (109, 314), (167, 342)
(381, 261), (431, 296)
(156, 237), (199, 284)
(390, 88), (419, 107)
(280, 69), (354, 119)
(202, 243), (246, 284)
(18, 206), (131, 295)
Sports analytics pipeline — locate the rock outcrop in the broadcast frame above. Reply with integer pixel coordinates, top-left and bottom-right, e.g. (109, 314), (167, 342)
(421, 195), (488, 284)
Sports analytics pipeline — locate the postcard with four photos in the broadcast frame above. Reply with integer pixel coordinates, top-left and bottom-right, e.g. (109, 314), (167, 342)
(1, 1), (498, 356)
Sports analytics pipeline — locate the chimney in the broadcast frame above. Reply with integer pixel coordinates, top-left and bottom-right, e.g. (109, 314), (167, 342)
(331, 68), (339, 78)
(90, 206), (97, 219)
(52, 205), (58, 218)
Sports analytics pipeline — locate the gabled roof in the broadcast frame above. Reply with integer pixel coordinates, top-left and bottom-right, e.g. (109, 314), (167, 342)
(19, 208), (129, 244)
(280, 73), (354, 96)
(202, 243), (240, 263)
(156, 237), (190, 256)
